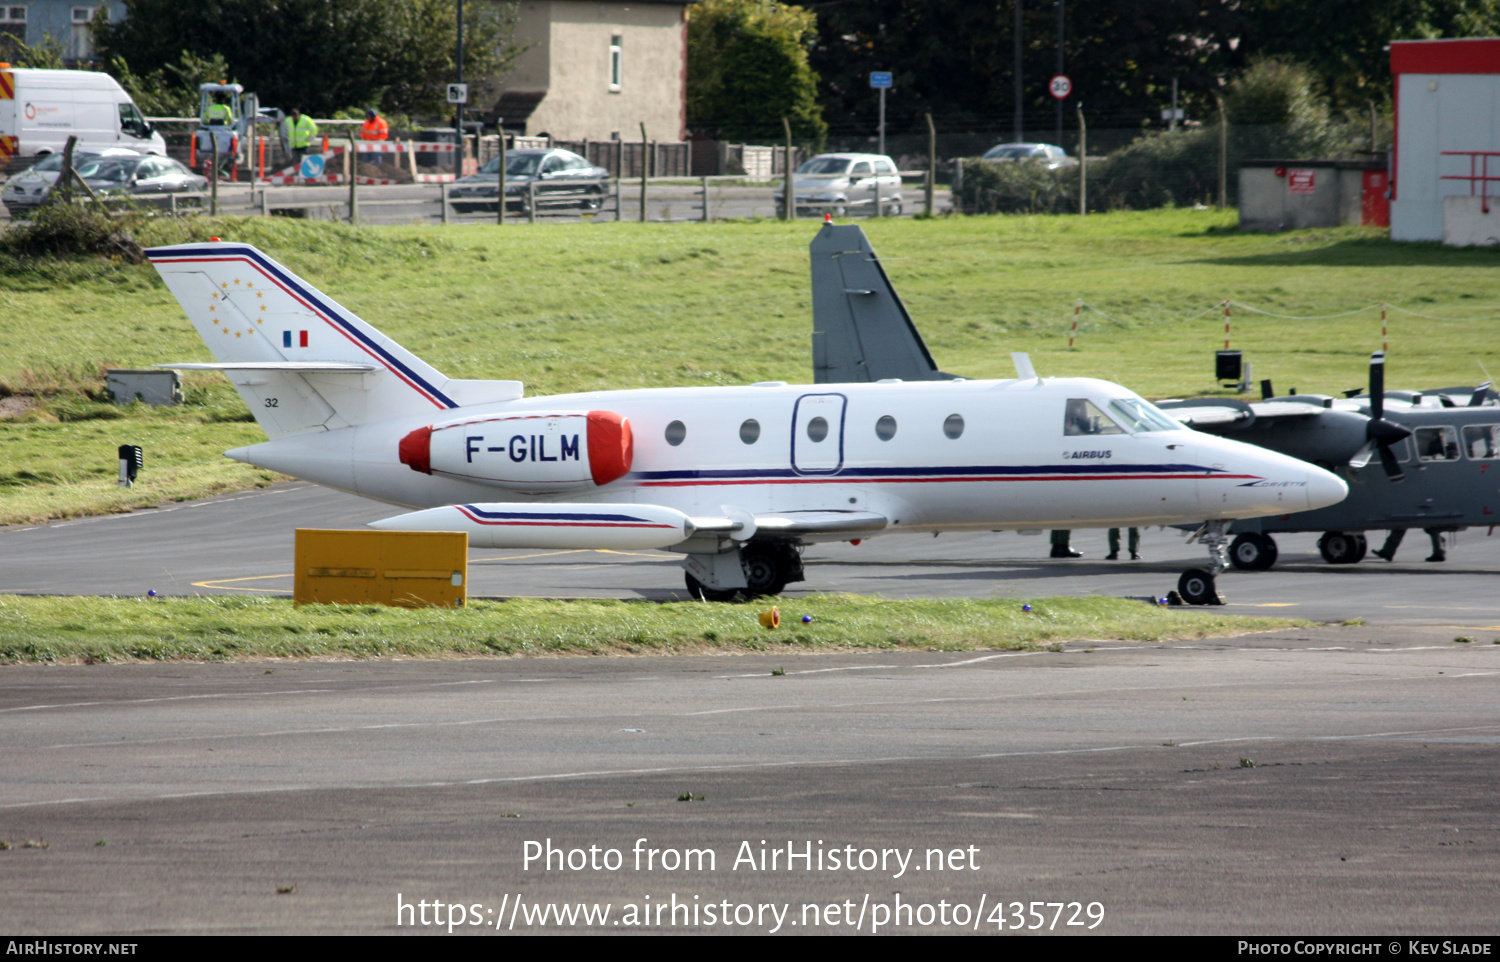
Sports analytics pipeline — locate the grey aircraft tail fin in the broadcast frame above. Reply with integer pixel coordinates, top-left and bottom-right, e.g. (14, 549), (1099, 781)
(810, 223), (957, 383)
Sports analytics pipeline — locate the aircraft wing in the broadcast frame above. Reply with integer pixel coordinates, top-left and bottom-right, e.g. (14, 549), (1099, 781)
(688, 509), (890, 542)
(1157, 398), (1327, 433)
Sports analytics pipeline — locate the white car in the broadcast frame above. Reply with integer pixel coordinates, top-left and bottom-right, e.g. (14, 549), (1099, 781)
(776, 152), (903, 217)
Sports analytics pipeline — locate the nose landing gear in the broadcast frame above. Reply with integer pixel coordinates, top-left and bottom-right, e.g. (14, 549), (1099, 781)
(1171, 521), (1229, 606)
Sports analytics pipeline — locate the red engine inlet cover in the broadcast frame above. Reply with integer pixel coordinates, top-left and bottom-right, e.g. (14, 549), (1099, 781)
(587, 410), (633, 486)
(399, 425), (433, 474)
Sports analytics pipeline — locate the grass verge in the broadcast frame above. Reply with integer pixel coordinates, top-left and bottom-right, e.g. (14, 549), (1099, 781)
(0, 593), (1307, 664)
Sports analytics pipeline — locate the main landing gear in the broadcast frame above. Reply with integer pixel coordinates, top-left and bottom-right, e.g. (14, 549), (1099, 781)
(1172, 521), (1229, 606)
(1228, 532), (1279, 571)
(684, 542), (805, 602)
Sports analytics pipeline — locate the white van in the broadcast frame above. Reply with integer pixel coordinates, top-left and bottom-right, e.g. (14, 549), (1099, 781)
(0, 67), (166, 164)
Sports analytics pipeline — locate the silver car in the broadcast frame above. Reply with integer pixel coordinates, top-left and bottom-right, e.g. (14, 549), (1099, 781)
(980, 143), (1077, 169)
(776, 153), (903, 217)
(2, 147), (147, 216)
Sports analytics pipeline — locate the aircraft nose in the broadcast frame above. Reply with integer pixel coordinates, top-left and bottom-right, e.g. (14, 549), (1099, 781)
(1303, 464), (1349, 511)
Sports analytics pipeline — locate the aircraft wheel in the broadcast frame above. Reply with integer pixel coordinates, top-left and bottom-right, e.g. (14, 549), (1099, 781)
(740, 544), (790, 598)
(1177, 568), (1220, 606)
(1352, 533), (1369, 563)
(1229, 533), (1278, 571)
(1318, 531), (1362, 564)
(685, 573), (737, 603)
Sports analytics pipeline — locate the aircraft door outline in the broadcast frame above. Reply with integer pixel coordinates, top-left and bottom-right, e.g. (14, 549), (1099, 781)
(791, 393), (847, 475)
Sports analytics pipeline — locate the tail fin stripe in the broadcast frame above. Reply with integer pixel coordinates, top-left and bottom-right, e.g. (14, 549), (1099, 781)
(146, 246), (457, 409)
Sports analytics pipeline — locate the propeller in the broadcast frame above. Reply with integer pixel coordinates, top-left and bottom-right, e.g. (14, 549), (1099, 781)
(1349, 351), (1412, 482)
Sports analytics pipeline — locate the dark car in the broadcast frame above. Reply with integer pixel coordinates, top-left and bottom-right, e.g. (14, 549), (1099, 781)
(980, 142), (1076, 169)
(448, 148), (609, 214)
(74, 154), (208, 202)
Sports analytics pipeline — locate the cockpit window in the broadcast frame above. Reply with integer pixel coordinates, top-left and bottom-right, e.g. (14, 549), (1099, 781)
(1416, 426), (1460, 461)
(1065, 399), (1124, 436)
(1107, 397), (1181, 433)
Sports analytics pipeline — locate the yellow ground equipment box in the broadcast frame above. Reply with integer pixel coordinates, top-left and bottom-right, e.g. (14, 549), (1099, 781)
(294, 529), (468, 607)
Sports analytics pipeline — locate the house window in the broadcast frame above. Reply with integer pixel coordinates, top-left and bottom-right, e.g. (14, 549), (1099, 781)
(0, 6), (26, 44)
(609, 34), (622, 91)
(70, 6), (101, 60)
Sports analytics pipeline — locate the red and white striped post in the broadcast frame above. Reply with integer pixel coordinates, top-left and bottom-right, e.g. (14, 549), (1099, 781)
(1068, 300), (1081, 349)
(1381, 302), (1388, 354)
(1223, 300), (1232, 350)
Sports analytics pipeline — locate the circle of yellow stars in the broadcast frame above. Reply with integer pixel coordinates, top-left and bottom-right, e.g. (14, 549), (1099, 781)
(208, 277), (265, 337)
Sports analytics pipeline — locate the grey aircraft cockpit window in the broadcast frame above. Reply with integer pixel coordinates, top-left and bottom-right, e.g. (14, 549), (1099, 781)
(1415, 426), (1460, 461)
(1064, 399), (1124, 436)
(1463, 424), (1499, 460)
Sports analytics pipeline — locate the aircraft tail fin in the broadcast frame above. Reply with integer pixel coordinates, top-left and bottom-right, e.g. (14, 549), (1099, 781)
(809, 223), (956, 384)
(147, 241), (520, 436)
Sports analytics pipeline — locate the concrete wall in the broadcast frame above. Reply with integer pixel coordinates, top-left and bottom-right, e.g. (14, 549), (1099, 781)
(1239, 165), (1369, 231)
(1442, 195), (1500, 246)
(500, 0), (686, 142)
(1392, 72), (1500, 241)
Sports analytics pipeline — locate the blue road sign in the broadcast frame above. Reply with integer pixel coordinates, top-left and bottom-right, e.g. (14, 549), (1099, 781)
(869, 71), (893, 89)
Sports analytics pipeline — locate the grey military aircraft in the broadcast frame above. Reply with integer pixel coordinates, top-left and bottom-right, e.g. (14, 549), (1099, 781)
(808, 223), (1497, 576)
(1157, 359), (1499, 569)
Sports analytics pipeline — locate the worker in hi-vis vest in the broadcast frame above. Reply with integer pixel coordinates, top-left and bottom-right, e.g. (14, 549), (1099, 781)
(206, 96), (234, 126)
(359, 108), (388, 166)
(286, 107), (317, 166)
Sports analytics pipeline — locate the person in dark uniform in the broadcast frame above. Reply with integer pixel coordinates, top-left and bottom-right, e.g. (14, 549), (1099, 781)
(1050, 529), (1081, 558)
(1107, 527), (1140, 560)
(1373, 527), (1447, 563)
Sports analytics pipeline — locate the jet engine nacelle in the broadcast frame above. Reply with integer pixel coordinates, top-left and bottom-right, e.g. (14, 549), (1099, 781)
(399, 410), (633, 493)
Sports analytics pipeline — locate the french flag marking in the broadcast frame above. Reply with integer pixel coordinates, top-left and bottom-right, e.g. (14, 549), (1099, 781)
(282, 330), (309, 348)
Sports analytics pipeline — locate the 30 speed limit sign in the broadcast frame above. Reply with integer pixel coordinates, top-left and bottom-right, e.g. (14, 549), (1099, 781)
(1049, 74), (1072, 99)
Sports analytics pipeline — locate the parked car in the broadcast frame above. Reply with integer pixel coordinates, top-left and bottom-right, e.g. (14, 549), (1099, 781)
(448, 148), (609, 214)
(2, 147), (150, 216)
(74, 153), (208, 202)
(980, 143), (1076, 169)
(775, 152), (903, 217)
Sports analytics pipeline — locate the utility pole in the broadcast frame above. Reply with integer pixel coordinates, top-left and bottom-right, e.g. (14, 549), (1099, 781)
(1055, 0), (1064, 145)
(1014, 0), (1023, 142)
(455, 0), (465, 179)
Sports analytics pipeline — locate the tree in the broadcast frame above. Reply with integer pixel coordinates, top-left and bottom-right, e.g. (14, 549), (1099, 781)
(688, 0), (827, 142)
(95, 0), (525, 118)
(1238, 0), (1500, 107)
(803, 0), (1248, 135)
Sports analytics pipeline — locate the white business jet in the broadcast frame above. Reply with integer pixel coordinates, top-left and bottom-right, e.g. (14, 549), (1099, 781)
(148, 228), (1346, 604)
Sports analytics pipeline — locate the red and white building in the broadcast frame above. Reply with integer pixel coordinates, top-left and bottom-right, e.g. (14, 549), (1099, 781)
(1391, 38), (1500, 243)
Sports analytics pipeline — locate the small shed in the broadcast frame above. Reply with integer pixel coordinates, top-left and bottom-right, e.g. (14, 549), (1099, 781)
(1238, 160), (1389, 232)
(1390, 38), (1500, 243)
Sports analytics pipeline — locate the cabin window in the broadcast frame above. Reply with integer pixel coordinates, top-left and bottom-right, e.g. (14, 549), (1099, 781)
(1415, 426), (1459, 462)
(664, 420), (686, 446)
(739, 418), (760, 444)
(875, 415), (897, 441)
(1463, 424), (1499, 460)
(943, 414), (964, 439)
(1064, 398), (1124, 436)
(806, 416), (829, 442)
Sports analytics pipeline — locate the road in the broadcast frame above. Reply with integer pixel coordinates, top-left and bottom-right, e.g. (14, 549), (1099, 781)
(3, 482), (1498, 627)
(2, 628), (1497, 933)
(2, 181), (953, 226)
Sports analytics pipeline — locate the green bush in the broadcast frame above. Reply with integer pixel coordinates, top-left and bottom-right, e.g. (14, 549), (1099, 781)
(0, 202), (147, 263)
(955, 159), (1078, 214)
